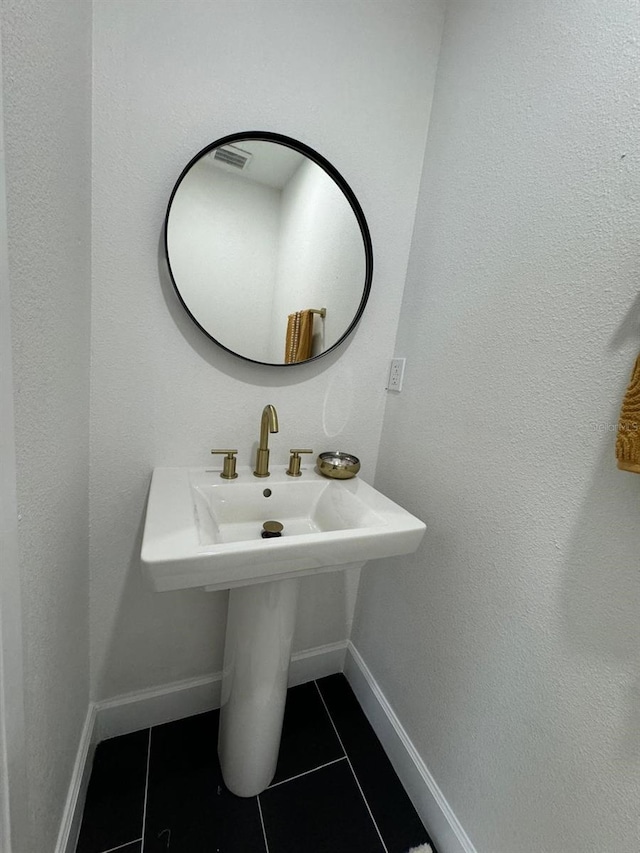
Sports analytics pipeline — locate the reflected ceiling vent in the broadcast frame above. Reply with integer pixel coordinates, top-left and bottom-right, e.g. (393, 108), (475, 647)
(210, 144), (253, 171)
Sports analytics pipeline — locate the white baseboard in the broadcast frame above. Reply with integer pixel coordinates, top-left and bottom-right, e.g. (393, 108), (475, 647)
(290, 640), (347, 686)
(95, 639), (347, 742)
(55, 640), (347, 853)
(344, 642), (477, 853)
(95, 672), (221, 743)
(54, 705), (97, 853)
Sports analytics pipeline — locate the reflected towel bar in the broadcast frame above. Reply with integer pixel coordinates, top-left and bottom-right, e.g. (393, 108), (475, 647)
(310, 308), (327, 318)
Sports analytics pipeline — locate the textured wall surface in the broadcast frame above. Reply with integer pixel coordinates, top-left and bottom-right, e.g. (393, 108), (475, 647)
(0, 24), (27, 847)
(354, 1), (640, 851)
(0, 0), (92, 848)
(90, 0), (445, 700)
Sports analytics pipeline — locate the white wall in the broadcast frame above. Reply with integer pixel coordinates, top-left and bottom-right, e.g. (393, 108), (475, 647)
(271, 158), (366, 361)
(90, 0), (445, 701)
(353, 1), (640, 852)
(0, 19), (27, 848)
(0, 0), (92, 849)
(168, 161), (280, 361)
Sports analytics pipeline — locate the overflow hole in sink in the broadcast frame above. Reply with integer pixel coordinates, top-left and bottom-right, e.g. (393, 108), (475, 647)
(263, 488), (272, 497)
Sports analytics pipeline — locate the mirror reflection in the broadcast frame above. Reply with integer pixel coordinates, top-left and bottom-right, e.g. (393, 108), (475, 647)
(165, 134), (372, 365)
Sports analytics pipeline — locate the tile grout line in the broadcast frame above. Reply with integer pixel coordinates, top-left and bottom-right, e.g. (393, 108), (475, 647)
(256, 794), (270, 853)
(313, 680), (389, 853)
(139, 728), (152, 853)
(266, 756), (347, 790)
(99, 840), (143, 853)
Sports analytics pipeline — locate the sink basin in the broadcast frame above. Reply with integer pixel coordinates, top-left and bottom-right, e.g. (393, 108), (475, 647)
(141, 466), (426, 592)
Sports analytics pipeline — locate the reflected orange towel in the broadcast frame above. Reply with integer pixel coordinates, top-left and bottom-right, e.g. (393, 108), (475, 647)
(285, 310), (314, 363)
(616, 353), (640, 474)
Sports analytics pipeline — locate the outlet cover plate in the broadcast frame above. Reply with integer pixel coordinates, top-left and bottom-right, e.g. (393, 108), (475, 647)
(387, 358), (406, 392)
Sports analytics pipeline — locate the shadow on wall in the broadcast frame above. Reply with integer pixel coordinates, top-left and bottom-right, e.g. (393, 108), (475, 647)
(100, 509), (229, 699)
(561, 299), (640, 760)
(610, 290), (640, 351)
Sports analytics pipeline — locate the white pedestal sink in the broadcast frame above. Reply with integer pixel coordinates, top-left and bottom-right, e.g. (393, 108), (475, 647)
(141, 466), (425, 796)
(218, 577), (300, 796)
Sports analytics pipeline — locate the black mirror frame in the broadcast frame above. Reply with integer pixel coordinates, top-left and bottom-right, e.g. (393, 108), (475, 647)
(164, 131), (373, 367)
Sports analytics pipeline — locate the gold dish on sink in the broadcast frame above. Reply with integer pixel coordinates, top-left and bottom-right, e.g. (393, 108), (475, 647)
(316, 451), (361, 479)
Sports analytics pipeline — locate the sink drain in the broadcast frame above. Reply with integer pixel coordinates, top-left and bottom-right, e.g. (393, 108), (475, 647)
(261, 520), (283, 539)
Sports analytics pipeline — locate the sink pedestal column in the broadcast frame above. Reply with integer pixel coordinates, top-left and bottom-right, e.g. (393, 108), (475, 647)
(218, 577), (300, 797)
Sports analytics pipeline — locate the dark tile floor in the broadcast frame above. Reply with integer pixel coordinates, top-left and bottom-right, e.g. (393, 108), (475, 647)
(76, 673), (435, 853)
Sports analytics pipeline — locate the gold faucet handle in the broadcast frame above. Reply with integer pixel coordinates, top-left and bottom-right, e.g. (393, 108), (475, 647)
(286, 449), (313, 477)
(211, 449), (238, 480)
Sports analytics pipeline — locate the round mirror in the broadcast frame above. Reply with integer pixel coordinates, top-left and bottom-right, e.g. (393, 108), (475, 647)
(165, 132), (373, 366)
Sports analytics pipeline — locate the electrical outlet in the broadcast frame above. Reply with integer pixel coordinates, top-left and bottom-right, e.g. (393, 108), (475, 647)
(387, 357), (406, 392)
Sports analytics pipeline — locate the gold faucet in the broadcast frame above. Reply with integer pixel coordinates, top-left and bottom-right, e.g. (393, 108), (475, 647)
(253, 404), (279, 477)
